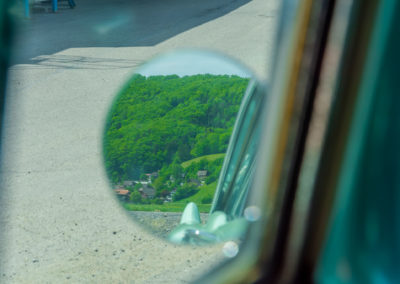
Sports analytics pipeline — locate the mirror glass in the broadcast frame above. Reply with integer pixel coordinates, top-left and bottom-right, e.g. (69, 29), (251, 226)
(103, 50), (262, 244)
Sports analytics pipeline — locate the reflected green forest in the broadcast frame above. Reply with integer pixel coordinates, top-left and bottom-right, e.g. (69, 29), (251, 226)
(104, 74), (248, 211)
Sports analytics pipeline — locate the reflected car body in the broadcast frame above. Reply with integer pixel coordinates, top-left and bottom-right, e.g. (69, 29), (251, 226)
(168, 79), (266, 244)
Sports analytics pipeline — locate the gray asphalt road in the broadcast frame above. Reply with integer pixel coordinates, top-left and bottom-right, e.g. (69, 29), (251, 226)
(0, 0), (279, 282)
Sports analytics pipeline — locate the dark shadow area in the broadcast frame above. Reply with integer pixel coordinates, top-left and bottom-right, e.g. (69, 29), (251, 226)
(11, 0), (251, 65)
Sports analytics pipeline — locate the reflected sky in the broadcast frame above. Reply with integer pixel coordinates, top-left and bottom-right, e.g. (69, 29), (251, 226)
(137, 50), (252, 78)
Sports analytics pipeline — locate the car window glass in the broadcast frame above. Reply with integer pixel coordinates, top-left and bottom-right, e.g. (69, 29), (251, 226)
(0, 0), (279, 282)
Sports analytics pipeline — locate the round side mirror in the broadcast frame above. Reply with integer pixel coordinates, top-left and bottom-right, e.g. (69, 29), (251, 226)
(103, 49), (265, 244)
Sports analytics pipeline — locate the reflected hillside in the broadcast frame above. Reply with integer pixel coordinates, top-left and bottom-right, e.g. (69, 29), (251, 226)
(103, 74), (249, 211)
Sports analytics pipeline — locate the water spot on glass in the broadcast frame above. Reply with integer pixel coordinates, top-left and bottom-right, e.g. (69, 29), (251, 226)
(222, 241), (239, 258)
(244, 205), (261, 222)
(337, 258), (352, 281)
(94, 14), (132, 35)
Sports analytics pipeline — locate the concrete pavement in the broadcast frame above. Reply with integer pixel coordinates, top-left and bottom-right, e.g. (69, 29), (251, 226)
(0, 0), (279, 282)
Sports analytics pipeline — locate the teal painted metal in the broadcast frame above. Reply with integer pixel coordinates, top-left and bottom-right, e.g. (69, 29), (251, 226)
(168, 202), (248, 244)
(316, 1), (400, 283)
(68, 0), (75, 8)
(179, 202), (201, 225)
(24, 0), (29, 17)
(52, 0), (57, 12)
(211, 79), (265, 218)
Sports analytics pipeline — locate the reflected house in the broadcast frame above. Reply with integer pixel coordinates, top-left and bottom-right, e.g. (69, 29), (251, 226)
(145, 174), (152, 183)
(139, 184), (156, 199)
(197, 170), (208, 180)
(197, 170), (208, 186)
(114, 188), (130, 201)
(189, 179), (202, 187)
(144, 172), (158, 183)
(165, 189), (177, 202)
(180, 173), (186, 186)
(123, 180), (135, 187)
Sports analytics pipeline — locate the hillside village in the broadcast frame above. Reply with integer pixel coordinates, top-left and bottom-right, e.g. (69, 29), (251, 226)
(113, 169), (209, 204)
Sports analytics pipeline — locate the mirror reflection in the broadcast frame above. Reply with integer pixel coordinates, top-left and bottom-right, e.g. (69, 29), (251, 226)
(103, 50), (264, 244)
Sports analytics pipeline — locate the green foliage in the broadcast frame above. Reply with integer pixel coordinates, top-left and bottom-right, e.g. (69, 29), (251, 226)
(201, 196), (213, 204)
(129, 191), (142, 203)
(179, 181), (218, 204)
(148, 154), (224, 201)
(125, 185), (134, 192)
(142, 199), (151, 204)
(104, 74), (248, 183)
(173, 184), (199, 201)
(186, 158), (223, 182)
(122, 202), (211, 213)
(181, 153), (225, 168)
(153, 198), (164, 205)
(122, 181), (218, 212)
(205, 174), (217, 185)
